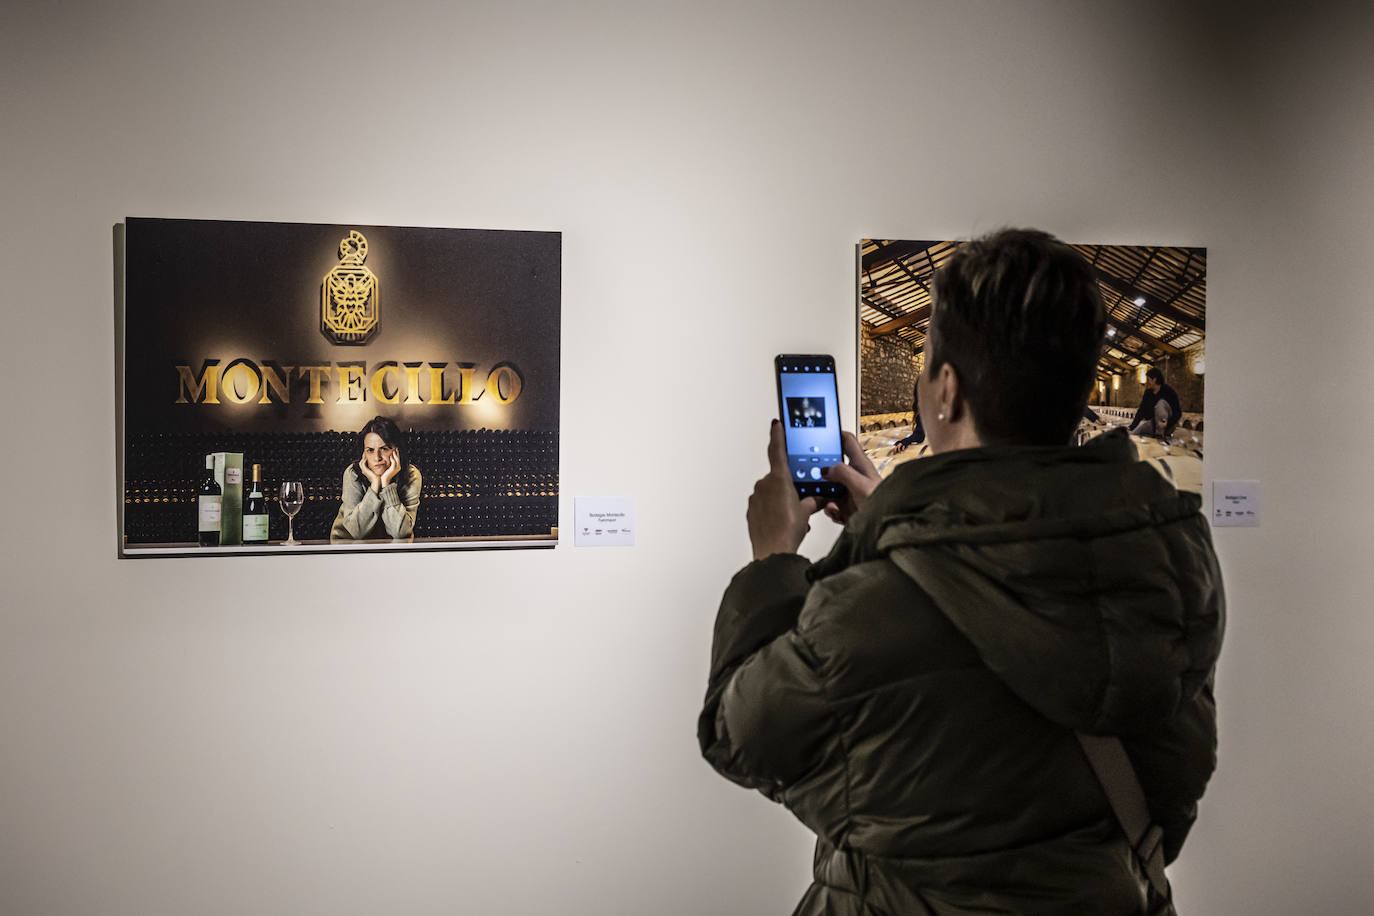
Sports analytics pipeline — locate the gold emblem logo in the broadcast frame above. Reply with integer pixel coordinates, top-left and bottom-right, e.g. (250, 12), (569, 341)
(321, 230), (380, 344)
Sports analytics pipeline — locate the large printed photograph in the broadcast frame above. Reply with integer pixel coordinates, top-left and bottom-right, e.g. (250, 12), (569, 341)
(118, 218), (561, 556)
(859, 239), (1206, 490)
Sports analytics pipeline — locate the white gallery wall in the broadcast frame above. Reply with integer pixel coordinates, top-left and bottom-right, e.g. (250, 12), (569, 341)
(3, 2), (1373, 913)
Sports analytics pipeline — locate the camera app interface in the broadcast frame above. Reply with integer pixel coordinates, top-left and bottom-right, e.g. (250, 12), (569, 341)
(778, 360), (842, 486)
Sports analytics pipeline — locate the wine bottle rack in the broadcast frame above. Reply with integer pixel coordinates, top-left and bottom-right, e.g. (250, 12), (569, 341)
(123, 428), (559, 544)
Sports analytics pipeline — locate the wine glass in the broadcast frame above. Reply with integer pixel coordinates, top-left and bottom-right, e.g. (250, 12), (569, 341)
(279, 481), (304, 546)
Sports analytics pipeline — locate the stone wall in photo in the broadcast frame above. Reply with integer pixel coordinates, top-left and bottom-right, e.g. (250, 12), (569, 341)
(861, 333), (920, 416)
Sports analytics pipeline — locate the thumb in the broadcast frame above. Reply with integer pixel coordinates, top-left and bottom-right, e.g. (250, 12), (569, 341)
(766, 419), (790, 476)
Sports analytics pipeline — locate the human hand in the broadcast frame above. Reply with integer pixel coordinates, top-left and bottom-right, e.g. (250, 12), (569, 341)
(819, 431), (882, 525)
(360, 456), (381, 491)
(380, 450), (400, 488)
(893, 439), (908, 453)
(747, 420), (823, 561)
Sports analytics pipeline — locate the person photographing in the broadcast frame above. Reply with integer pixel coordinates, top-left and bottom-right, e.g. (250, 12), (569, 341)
(700, 229), (1224, 914)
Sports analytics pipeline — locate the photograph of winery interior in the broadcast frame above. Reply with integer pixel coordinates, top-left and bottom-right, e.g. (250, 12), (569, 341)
(859, 239), (1206, 493)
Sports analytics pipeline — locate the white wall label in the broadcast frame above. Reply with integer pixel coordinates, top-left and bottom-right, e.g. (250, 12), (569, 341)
(574, 497), (635, 547)
(1212, 479), (1260, 527)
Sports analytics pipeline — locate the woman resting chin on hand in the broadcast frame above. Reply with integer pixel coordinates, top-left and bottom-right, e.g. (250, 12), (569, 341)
(330, 415), (423, 542)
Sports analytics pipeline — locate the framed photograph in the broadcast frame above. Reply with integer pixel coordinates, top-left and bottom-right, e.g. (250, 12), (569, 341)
(118, 218), (561, 556)
(858, 239), (1206, 491)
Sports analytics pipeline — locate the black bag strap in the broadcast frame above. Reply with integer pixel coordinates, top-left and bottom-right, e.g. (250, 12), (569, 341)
(1076, 732), (1171, 903)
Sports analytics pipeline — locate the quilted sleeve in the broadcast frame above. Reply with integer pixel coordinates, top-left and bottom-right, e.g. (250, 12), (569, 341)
(1123, 675), (1218, 864)
(698, 554), (834, 800)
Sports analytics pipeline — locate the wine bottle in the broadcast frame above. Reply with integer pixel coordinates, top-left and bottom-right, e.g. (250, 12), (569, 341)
(242, 463), (268, 544)
(198, 454), (222, 547)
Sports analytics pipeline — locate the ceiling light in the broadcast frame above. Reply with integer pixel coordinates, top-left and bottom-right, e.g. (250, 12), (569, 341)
(1134, 296), (1146, 306)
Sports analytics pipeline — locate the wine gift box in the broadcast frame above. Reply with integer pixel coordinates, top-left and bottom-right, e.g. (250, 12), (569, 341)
(212, 452), (244, 545)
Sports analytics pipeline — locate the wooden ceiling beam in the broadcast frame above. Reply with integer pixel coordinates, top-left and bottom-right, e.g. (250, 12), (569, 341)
(1092, 264), (1206, 333)
(861, 290), (904, 321)
(861, 239), (939, 272)
(1100, 352), (1137, 374)
(1108, 325), (1184, 356)
(866, 304), (931, 337)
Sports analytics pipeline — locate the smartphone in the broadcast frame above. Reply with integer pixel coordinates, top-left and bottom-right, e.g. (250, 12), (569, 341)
(775, 354), (846, 501)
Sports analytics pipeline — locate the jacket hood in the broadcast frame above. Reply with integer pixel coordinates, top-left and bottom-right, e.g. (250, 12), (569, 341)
(811, 429), (1224, 733)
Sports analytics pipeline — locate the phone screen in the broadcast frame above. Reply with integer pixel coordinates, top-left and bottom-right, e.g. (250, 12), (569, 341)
(775, 354), (844, 499)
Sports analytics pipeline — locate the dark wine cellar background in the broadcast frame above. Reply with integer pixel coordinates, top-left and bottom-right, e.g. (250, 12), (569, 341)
(123, 428), (559, 543)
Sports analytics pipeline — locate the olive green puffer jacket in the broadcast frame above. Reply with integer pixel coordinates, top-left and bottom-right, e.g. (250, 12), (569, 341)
(699, 429), (1224, 915)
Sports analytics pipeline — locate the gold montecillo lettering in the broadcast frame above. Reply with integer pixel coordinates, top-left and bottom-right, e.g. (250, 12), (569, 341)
(455, 364), (478, 404)
(486, 363), (523, 404)
(371, 364), (401, 405)
(402, 363), (424, 404)
(258, 364), (293, 404)
(300, 366), (332, 404)
(427, 364), (457, 404)
(336, 365), (366, 403)
(221, 359), (261, 404)
(176, 361), (221, 404)
(173, 360), (523, 407)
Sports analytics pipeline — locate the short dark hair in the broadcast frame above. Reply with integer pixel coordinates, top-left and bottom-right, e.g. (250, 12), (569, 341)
(925, 229), (1105, 446)
(1146, 367), (1164, 385)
